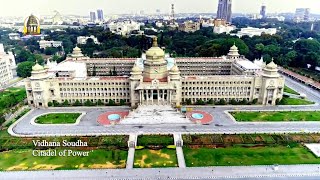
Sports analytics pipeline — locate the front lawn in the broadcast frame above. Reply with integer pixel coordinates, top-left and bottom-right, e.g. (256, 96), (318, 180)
(231, 111), (320, 122)
(35, 113), (81, 124)
(184, 145), (320, 167)
(284, 86), (300, 95)
(134, 149), (177, 168)
(0, 149), (127, 171)
(277, 97), (314, 105)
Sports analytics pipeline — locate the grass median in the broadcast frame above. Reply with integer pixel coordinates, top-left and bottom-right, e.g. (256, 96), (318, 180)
(231, 111), (320, 122)
(35, 113), (81, 124)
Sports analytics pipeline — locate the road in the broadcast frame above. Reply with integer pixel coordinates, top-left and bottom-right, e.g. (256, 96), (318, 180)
(2, 165), (320, 180)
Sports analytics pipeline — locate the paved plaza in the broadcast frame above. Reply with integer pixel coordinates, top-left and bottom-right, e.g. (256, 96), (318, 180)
(120, 105), (192, 125)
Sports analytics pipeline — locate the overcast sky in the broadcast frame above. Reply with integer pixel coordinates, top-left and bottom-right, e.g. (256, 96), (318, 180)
(0, 0), (319, 17)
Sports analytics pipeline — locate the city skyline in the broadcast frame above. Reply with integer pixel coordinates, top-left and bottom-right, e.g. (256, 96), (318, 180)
(0, 0), (319, 17)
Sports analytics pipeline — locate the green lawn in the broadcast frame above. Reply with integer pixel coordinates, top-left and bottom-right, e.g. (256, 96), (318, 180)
(184, 145), (320, 167)
(0, 149), (127, 171)
(134, 149), (178, 168)
(278, 97), (314, 105)
(138, 135), (174, 146)
(231, 111), (320, 122)
(35, 113), (81, 124)
(0, 87), (26, 114)
(284, 86), (300, 95)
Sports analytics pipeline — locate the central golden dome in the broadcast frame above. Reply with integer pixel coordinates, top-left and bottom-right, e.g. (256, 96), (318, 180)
(145, 37), (165, 60)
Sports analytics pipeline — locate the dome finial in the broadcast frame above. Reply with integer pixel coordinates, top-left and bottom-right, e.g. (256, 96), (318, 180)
(152, 37), (158, 47)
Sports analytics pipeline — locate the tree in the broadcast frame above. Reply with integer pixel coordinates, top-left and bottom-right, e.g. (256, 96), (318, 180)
(97, 99), (104, 106)
(120, 99), (126, 106)
(84, 100), (94, 106)
(230, 98), (238, 105)
(108, 100), (116, 106)
(207, 98), (214, 105)
(305, 52), (320, 69)
(186, 99), (192, 105)
(48, 102), (53, 107)
(62, 100), (70, 106)
(252, 98), (258, 105)
(17, 61), (34, 78)
(196, 99), (205, 105)
(73, 100), (82, 106)
(218, 99), (227, 105)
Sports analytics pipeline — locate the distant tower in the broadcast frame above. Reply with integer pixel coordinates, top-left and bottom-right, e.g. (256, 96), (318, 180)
(170, 4), (175, 24)
(90, 12), (96, 22)
(97, 9), (104, 21)
(217, 0), (232, 23)
(260, 5), (267, 19)
(311, 23), (314, 31)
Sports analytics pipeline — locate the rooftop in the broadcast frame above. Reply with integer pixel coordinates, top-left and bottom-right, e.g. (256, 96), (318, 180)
(236, 60), (261, 70)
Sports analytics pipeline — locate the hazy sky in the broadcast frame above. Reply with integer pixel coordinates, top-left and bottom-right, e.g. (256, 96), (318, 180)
(0, 0), (319, 17)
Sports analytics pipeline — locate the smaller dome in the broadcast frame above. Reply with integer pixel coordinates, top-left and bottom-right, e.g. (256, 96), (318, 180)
(32, 63), (44, 71)
(266, 59), (278, 69)
(171, 64), (179, 72)
(132, 65), (141, 72)
(73, 46), (81, 51)
(230, 44), (238, 51)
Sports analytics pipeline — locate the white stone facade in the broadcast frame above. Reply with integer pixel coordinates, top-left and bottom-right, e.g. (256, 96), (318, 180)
(0, 44), (16, 87)
(77, 36), (99, 45)
(39, 40), (63, 49)
(106, 21), (141, 36)
(232, 27), (277, 38)
(25, 39), (284, 108)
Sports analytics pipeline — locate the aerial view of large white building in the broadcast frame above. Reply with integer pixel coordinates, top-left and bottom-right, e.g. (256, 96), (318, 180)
(0, 44), (16, 87)
(25, 38), (284, 108)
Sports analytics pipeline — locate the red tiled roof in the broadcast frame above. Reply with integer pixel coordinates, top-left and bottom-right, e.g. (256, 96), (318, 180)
(279, 67), (320, 90)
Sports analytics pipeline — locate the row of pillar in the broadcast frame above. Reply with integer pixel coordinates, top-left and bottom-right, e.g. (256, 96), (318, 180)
(139, 89), (172, 104)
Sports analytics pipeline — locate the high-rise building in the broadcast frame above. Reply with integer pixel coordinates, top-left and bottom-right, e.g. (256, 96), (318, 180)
(304, 8), (310, 21)
(260, 5), (266, 19)
(295, 8), (310, 22)
(90, 12), (96, 22)
(217, 0), (232, 23)
(97, 9), (104, 21)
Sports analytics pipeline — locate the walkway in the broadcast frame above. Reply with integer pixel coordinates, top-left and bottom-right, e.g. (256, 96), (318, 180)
(2, 165), (320, 180)
(120, 105), (192, 125)
(126, 134), (138, 169)
(173, 133), (186, 168)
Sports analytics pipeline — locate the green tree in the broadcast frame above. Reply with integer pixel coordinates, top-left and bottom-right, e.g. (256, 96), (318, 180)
(207, 98), (214, 104)
(108, 100), (116, 106)
(97, 99), (104, 106)
(62, 100), (70, 106)
(218, 99), (227, 105)
(186, 99), (192, 105)
(17, 61), (34, 78)
(120, 99), (126, 106)
(48, 102), (53, 107)
(84, 100), (94, 106)
(73, 100), (82, 106)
